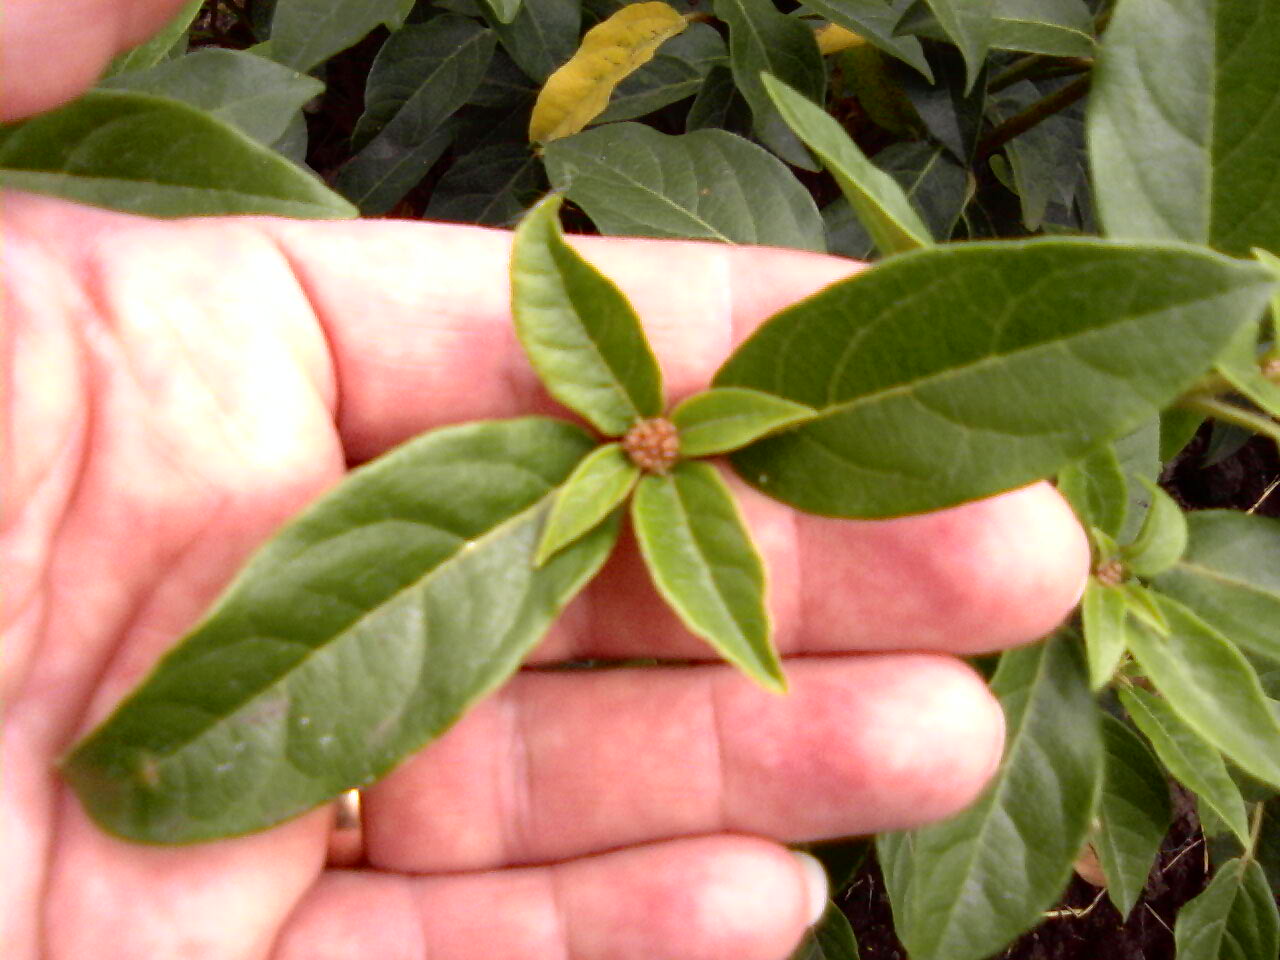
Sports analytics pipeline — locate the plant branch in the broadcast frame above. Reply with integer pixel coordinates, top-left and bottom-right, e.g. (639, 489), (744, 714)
(976, 74), (1091, 162)
(989, 55), (1093, 94)
(1177, 395), (1280, 449)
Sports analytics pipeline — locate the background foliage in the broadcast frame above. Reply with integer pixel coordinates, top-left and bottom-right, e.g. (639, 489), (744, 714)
(15, 0), (1280, 956)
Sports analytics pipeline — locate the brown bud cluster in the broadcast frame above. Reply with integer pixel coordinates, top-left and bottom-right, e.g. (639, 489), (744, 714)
(622, 417), (680, 474)
(1094, 557), (1126, 586)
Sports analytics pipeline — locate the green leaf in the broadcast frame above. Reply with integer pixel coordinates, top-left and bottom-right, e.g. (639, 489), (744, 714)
(1114, 418), (1160, 544)
(1057, 443), (1128, 538)
(102, 0), (201, 77)
(1174, 858), (1280, 960)
(0, 90), (355, 219)
(511, 194), (664, 436)
(100, 49), (324, 146)
(1088, 0), (1280, 256)
(714, 240), (1273, 518)
(1155, 510), (1280, 664)
(988, 0), (1093, 57)
(425, 142), (545, 227)
(671, 387), (817, 458)
(799, 0), (933, 80)
(269, 0), (408, 72)
(61, 418), (618, 843)
(336, 18), (496, 214)
(878, 632), (1102, 960)
(823, 142), (969, 259)
(763, 74), (932, 256)
(1161, 406), (1206, 463)
(1119, 684), (1251, 847)
(897, 43), (985, 164)
(1095, 713), (1172, 918)
(481, 0), (523, 24)
(594, 23), (726, 125)
(487, 0), (581, 81)
(631, 460), (785, 693)
(1081, 579), (1127, 690)
(536, 443), (638, 565)
(988, 79), (1082, 232)
(713, 0), (826, 169)
(1125, 595), (1280, 791)
(685, 63), (753, 135)
(544, 123), (825, 251)
(789, 900), (861, 960)
(1120, 478), (1187, 578)
(919, 0), (993, 93)
(1117, 581), (1171, 637)
(1217, 316), (1280, 420)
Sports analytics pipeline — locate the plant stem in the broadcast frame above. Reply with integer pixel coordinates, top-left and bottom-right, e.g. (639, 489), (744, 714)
(1177, 396), (1280, 450)
(975, 74), (1091, 161)
(1247, 800), (1266, 861)
(989, 55), (1092, 94)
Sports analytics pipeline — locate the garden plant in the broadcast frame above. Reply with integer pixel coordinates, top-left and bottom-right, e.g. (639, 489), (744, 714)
(6, 0), (1280, 956)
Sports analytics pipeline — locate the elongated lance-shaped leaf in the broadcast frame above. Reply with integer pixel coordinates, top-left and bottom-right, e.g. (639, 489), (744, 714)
(1117, 581), (1170, 636)
(1155, 510), (1280, 663)
(543, 124), (825, 251)
(671, 387), (817, 458)
(595, 24), (727, 126)
(481, 0), (522, 25)
(1119, 684), (1251, 846)
(511, 193), (664, 436)
(1175, 857), (1280, 960)
(1095, 713), (1172, 918)
(713, 0), (825, 169)
(1057, 443), (1128, 538)
(529, 2), (689, 144)
(877, 632), (1102, 960)
(762, 75), (932, 256)
(536, 443), (638, 566)
(61, 418), (619, 843)
(631, 460), (785, 693)
(1125, 595), (1280, 790)
(485, 0), (580, 82)
(268, 0), (408, 72)
(800, 0), (932, 79)
(1081, 578), (1127, 690)
(1088, 0), (1280, 256)
(103, 0), (201, 77)
(1120, 477), (1187, 578)
(715, 239), (1274, 518)
(0, 90), (355, 219)
(789, 900), (861, 959)
(920, 0), (993, 93)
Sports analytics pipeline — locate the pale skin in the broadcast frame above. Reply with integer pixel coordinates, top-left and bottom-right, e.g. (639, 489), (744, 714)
(0, 4), (1091, 957)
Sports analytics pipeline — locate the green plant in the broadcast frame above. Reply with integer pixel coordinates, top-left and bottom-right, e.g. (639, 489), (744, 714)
(11, 0), (1280, 956)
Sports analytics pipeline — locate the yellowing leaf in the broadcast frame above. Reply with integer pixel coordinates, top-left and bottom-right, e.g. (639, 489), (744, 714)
(815, 23), (866, 55)
(529, 2), (688, 144)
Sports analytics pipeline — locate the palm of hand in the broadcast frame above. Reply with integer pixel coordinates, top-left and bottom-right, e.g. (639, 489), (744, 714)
(1, 193), (1087, 960)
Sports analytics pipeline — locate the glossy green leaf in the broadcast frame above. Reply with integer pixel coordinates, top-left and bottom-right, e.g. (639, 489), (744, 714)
(715, 240), (1273, 518)
(0, 90), (355, 219)
(1121, 478), (1188, 578)
(1057, 443), (1127, 538)
(763, 74), (931, 256)
(102, 0), (200, 77)
(62, 418), (618, 843)
(1217, 317), (1280, 420)
(1082, 579), (1127, 690)
(594, 23), (726, 125)
(337, 17), (496, 214)
(1155, 510), (1280, 664)
(536, 443), (638, 566)
(481, 0), (523, 24)
(544, 124), (825, 251)
(789, 901), (861, 960)
(671, 387), (817, 458)
(269, 0), (407, 72)
(100, 49), (323, 146)
(919, 0), (993, 93)
(425, 142), (545, 227)
(1119, 684), (1251, 846)
(631, 460), (785, 693)
(801, 0), (933, 79)
(878, 632), (1102, 960)
(511, 194), (664, 436)
(1088, 0), (1280, 256)
(1125, 595), (1280, 790)
(1174, 858), (1280, 960)
(1095, 713), (1172, 918)
(823, 142), (968, 259)
(487, 0), (581, 81)
(713, 0), (825, 169)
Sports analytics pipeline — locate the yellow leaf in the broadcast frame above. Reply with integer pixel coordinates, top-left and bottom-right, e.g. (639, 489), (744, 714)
(529, 2), (689, 144)
(815, 23), (866, 56)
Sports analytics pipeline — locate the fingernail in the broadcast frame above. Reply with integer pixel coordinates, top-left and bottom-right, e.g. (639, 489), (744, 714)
(790, 850), (829, 926)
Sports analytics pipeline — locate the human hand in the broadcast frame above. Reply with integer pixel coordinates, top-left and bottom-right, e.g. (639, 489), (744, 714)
(1, 192), (1089, 959)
